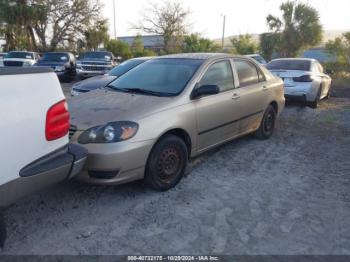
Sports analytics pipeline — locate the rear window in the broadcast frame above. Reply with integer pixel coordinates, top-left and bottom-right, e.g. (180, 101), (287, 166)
(5, 52), (34, 59)
(267, 60), (311, 71)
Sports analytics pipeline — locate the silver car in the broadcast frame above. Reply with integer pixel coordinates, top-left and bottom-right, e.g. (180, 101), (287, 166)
(267, 58), (332, 108)
(69, 53), (285, 191)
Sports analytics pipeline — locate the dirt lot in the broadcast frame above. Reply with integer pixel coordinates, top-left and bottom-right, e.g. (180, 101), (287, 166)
(1, 83), (350, 255)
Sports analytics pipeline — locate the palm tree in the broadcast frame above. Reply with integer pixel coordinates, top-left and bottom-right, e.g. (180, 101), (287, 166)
(266, 1), (322, 57)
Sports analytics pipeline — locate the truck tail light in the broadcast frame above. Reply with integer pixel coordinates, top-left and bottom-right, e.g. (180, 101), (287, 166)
(46, 100), (70, 141)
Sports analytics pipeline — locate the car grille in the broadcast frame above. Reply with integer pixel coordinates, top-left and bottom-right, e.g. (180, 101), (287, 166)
(82, 66), (105, 71)
(69, 125), (77, 139)
(4, 61), (23, 67)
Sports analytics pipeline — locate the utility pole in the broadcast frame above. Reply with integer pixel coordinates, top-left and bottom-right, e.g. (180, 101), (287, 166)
(221, 15), (226, 49)
(113, 0), (117, 39)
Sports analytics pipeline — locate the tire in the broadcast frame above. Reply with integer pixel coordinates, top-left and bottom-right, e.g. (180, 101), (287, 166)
(309, 87), (322, 109)
(326, 85), (332, 99)
(0, 211), (6, 248)
(254, 105), (276, 140)
(145, 135), (188, 191)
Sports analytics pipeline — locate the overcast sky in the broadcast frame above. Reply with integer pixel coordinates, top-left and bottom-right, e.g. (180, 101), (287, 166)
(102, 0), (350, 39)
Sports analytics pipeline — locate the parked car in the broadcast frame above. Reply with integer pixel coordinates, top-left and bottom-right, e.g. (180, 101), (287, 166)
(76, 51), (116, 79)
(0, 53), (7, 67)
(69, 53), (285, 191)
(35, 52), (77, 82)
(266, 58), (332, 108)
(3, 51), (39, 67)
(0, 67), (87, 247)
(246, 54), (267, 65)
(71, 57), (151, 96)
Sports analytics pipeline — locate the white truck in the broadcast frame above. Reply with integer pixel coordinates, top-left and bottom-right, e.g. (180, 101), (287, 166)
(3, 51), (39, 67)
(0, 67), (87, 247)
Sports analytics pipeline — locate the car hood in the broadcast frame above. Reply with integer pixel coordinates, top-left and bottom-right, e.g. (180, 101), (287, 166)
(73, 75), (117, 91)
(36, 61), (66, 67)
(69, 88), (175, 130)
(3, 58), (34, 62)
(269, 70), (311, 78)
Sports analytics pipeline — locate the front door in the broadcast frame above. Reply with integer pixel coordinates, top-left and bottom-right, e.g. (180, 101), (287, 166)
(194, 60), (241, 152)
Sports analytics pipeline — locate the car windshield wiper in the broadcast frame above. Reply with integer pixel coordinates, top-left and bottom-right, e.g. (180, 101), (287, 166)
(123, 88), (170, 97)
(105, 85), (130, 93)
(105, 86), (173, 97)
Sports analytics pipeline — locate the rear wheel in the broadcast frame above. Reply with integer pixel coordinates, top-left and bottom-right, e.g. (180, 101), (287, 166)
(326, 85), (332, 99)
(0, 211), (6, 248)
(309, 87), (322, 109)
(145, 135), (188, 191)
(254, 105), (276, 140)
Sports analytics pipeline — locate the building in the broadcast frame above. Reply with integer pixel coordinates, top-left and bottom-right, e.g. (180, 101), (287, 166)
(118, 35), (164, 53)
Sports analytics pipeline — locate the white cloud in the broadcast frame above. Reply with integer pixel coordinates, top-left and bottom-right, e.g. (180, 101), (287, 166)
(102, 0), (350, 38)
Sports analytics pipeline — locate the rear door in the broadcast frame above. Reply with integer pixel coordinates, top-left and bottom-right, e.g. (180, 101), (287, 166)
(194, 59), (241, 151)
(232, 59), (268, 134)
(314, 62), (332, 98)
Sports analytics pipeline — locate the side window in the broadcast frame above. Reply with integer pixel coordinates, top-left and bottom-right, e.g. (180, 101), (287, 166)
(234, 60), (259, 87)
(200, 60), (235, 92)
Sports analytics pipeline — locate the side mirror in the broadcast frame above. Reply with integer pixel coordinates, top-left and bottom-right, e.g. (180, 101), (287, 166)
(191, 84), (220, 99)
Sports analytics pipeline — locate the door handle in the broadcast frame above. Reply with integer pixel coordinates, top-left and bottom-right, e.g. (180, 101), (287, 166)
(232, 93), (240, 100)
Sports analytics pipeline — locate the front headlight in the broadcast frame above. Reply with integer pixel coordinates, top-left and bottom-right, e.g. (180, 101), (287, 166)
(55, 66), (65, 72)
(78, 121), (139, 144)
(23, 61), (32, 67)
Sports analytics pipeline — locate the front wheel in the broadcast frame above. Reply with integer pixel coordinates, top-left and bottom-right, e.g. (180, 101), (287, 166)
(145, 135), (188, 191)
(0, 211), (6, 248)
(254, 105), (276, 140)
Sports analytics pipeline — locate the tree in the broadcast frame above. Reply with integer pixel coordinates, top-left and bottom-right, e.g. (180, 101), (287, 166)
(105, 39), (132, 60)
(325, 32), (350, 75)
(135, 0), (190, 54)
(230, 34), (258, 55)
(183, 34), (219, 53)
(0, 0), (104, 51)
(131, 34), (145, 57)
(84, 19), (109, 50)
(266, 1), (322, 57)
(0, 0), (38, 50)
(38, 0), (103, 51)
(259, 33), (280, 61)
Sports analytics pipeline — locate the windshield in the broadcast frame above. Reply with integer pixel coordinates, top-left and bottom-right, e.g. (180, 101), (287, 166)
(108, 59), (147, 77)
(267, 59), (311, 71)
(108, 58), (203, 96)
(81, 52), (112, 61)
(41, 53), (69, 62)
(5, 52), (34, 59)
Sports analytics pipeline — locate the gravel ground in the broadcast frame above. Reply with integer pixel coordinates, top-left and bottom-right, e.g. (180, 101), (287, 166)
(1, 82), (350, 255)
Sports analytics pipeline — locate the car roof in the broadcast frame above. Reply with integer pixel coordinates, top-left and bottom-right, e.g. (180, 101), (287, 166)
(156, 53), (249, 60)
(8, 51), (35, 53)
(246, 54), (262, 57)
(130, 56), (153, 61)
(270, 58), (317, 62)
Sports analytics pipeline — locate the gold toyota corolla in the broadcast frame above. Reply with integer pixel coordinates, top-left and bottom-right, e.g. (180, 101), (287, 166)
(69, 53), (285, 191)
